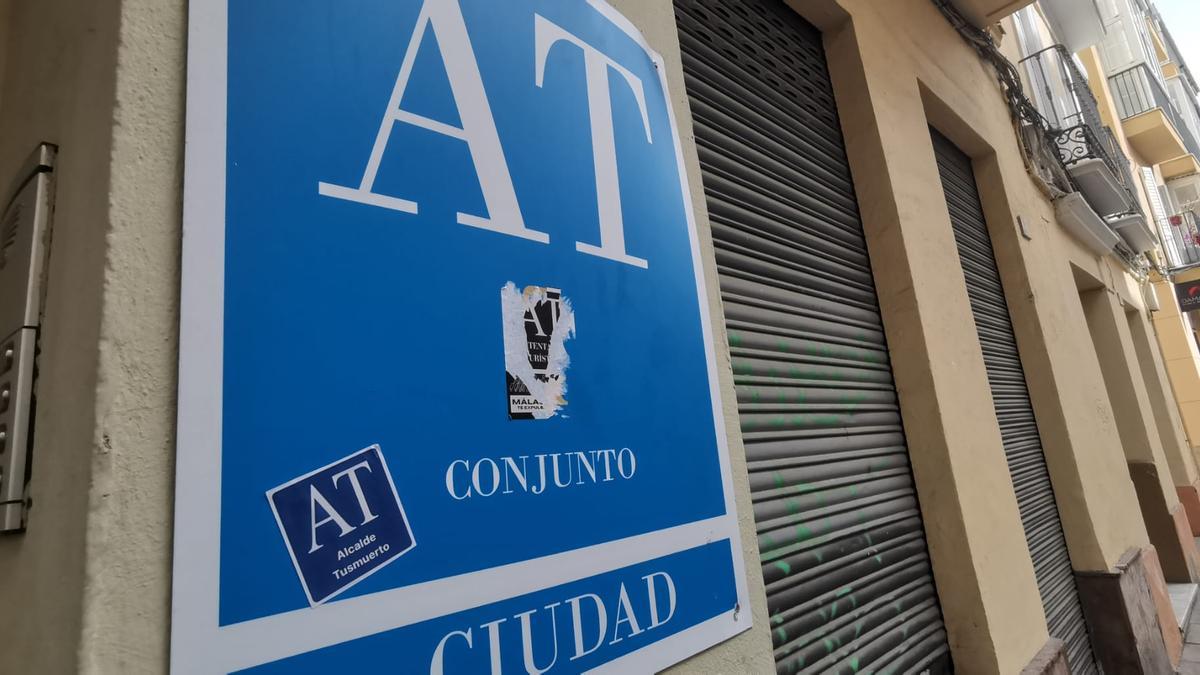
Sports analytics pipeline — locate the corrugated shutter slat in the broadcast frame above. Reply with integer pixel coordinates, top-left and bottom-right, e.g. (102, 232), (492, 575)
(676, 2), (952, 672)
(931, 129), (1098, 675)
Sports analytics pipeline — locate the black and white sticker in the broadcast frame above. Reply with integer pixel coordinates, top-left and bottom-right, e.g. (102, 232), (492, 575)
(501, 283), (575, 420)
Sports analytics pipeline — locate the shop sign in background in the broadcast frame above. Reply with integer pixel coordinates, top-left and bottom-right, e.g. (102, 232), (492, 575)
(1176, 279), (1200, 312)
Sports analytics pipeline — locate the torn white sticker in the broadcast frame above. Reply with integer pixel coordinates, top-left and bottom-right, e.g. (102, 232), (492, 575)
(502, 282), (575, 420)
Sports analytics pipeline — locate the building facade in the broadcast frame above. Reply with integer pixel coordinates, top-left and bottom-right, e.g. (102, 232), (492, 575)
(3, 0), (1200, 673)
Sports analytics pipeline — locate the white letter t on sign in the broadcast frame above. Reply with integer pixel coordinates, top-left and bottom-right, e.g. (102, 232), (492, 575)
(535, 14), (652, 269)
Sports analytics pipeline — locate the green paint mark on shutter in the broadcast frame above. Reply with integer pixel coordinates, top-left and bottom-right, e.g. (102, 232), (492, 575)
(775, 560), (792, 575)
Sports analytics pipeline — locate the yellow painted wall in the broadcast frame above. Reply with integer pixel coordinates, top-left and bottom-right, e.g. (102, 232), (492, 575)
(1129, 307), (1199, 488)
(1152, 281), (1200, 462)
(785, 0), (1158, 670)
(1078, 45), (1200, 496)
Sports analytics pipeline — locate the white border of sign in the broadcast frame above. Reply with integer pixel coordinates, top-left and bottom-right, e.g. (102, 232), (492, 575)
(171, 1), (751, 672)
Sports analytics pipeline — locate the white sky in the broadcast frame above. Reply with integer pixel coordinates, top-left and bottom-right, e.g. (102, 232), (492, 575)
(1155, 0), (1200, 78)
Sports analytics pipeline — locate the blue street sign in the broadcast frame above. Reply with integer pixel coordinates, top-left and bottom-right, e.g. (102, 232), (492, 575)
(173, 0), (749, 672)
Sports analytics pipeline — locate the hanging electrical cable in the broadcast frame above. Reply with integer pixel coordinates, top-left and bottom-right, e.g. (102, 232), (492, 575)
(930, 0), (1074, 199)
(931, 0), (1153, 282)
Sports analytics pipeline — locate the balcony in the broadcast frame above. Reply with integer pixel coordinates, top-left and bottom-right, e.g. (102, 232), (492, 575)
(1056, 124), (1136, 216)
(1159, 211), (1200, 270)
(1108, 64), (1200, 170)
(1019, 46), (1155, 253)
(1162, 154), (1200, 180)
(1038, 0), (1106, 53)
(1022, 46), (1142, 209)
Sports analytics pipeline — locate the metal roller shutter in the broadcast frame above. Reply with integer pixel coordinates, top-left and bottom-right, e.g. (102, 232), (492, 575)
(674, 2), (952, 672)
(931, 129), (1098, 675)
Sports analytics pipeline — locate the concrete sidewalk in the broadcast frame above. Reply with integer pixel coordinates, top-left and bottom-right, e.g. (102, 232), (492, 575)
(1184, 603), (1200, 673)
(1182, 550), (1200, 673)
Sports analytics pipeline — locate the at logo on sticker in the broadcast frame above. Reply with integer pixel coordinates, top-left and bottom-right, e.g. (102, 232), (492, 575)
(266, 445), (416, 605)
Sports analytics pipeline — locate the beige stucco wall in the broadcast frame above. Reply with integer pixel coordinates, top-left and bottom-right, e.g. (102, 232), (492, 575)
(1130, 306), (1199, 488)
(1076, 47), (1200, 499)
(74, 0), (184, 671)
(805, 2), (1053, 672)
(799, 0), (1157, 669)
(1153, 281), (1200, 462)
(0, 0), (123, 673)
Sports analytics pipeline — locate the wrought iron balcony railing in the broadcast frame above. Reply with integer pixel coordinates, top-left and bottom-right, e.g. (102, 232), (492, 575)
(1161, 210), (1200, 269)
(1020, 45), (1099, 130)
(1021, 46), (1141, 217)
(1101, 127), (1140, 198)
(1108, 64), (1200, 159)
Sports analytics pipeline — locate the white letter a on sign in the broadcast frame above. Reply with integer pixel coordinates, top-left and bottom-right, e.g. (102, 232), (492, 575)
(319, 0), (548, 244)
(308, 485), (354, 553)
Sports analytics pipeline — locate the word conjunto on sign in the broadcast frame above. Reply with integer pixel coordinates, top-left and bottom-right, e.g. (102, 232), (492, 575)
(446, 449), (637, 500)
